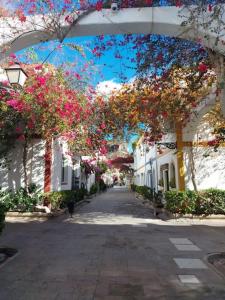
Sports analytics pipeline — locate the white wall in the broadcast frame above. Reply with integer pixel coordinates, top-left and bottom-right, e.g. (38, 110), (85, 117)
(0, 139), (45, 192)
(51, 138), (73, 191)
(0, 137), (84, 192)
(134, 139), (179, 192)
(87, 173), (95, 192)
(134, 143), (159, 191)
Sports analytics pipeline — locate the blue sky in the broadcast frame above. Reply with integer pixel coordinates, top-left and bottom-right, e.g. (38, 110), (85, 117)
(17, 35), (137, 86)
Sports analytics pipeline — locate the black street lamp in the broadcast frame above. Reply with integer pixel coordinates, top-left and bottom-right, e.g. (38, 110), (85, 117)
(5, 63), (28, 87)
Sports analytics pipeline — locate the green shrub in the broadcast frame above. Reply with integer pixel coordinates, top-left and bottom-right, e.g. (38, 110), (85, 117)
(99, 179), (107, 192)
(76, 187), (87, 202)
(196, 189), (225, 215)
(134, 185), (153, 201)
(130, 184), (136, 191)
(165, 190), (197, 214)
(44, 190), (76, 209)
(44, 188), (88, 209)
(165, 189), (225, 215)
(44, 191), (65, 209)
(0, 187), (41, 212)
(90, 183), (98, 195)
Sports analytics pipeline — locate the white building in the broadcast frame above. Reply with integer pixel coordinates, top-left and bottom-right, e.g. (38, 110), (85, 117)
(134, 98), (225, 192)
(0, 138), (95, 193)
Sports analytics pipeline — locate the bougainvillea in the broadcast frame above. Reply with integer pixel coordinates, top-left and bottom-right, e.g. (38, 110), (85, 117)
(103, 64), (216, 141)
(1, 0), (225, 152)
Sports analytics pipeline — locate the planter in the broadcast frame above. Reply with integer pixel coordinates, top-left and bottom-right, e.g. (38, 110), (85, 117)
(6, 208), (66, 219)
(6, 197), (92, 220)
(163, 210), (225, 220)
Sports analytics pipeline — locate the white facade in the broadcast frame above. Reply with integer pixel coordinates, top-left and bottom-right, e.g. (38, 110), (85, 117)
(0, 139), (46, 192)
(134, 140), (178, 192)
(0, 137), (96, 192)
(51, 138), (73, 191)
(134, 114), (225, 192)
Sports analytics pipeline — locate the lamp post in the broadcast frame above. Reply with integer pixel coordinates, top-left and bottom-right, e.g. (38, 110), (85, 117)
(5, 63), (28, 87)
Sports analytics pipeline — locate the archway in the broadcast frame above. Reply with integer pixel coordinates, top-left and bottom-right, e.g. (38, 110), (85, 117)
(1, 5), (224, 113)
(0, 5), (225, 192)
(1, 6), (225, 57)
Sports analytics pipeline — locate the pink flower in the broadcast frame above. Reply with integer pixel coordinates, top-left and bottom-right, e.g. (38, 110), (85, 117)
(9, 53), (16, 60)
(15, 127), (22, 133)
(100, 123), (106, 129)
(86, 138), (92, 146)
(34, 65), (42, 71)
(26, 86), (35, 94)
(74, 73), (81, 80)
(6, 99), (19, 108)
(27, 120), (34, 129)
(37, 76), (46, 85)
(100, 146), (107, 155)
(65, 15), (74, 24)
(17, 134), (25, 141)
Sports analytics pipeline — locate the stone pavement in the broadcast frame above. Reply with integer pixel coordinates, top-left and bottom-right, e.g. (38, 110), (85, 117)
(0, 187), (225, 300)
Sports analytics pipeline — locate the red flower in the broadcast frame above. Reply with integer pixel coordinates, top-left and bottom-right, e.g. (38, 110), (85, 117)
(15, 127), (22, 133)
(156, 53), (163, 61)
(145, 0), (153, 5)
(96, 1), (103, 11)
(176, 0), (182, 7)
(208, 139), (217, 146)
(208, 4), (213, 12)
(198, 63), (208, 73)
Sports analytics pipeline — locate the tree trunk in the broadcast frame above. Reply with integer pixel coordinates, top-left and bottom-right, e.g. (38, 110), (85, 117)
(188, 146), (198, 192)
(44, 138), (52, 193)
(22, 136), (28, 193)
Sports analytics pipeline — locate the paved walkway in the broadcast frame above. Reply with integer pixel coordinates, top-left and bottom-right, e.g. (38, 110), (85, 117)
(0, 188), (225, 300)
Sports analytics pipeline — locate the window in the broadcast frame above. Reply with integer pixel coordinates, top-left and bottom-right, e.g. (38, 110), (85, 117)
(61, 154), (68, 184)
(169, 163), (176, 189)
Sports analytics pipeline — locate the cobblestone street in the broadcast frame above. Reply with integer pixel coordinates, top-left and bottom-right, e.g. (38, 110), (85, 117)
(0, 187), (225, 300)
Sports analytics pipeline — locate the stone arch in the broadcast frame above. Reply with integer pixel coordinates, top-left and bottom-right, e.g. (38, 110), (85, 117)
(1, 6), (225, 58)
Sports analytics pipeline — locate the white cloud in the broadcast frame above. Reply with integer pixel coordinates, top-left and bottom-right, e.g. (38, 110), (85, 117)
(96, 80), (122, 96)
